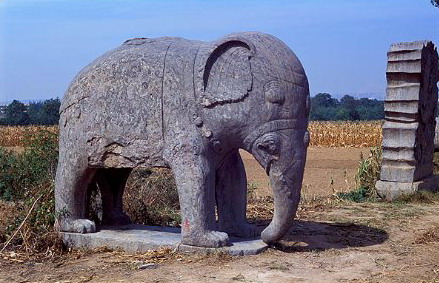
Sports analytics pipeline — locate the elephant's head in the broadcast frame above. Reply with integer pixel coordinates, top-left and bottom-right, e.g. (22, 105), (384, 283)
(194, 32), (310, 243)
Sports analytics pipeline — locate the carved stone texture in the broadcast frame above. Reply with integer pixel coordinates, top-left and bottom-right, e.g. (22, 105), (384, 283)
(377, 40), (439, 200)
(55, 32), (310, 248)
(435, 118), (439, 151)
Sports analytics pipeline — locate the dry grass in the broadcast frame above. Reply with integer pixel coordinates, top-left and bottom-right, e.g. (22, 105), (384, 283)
(1, 122), (382, 148)
(0, 126), (58, 147)
(308, 121), (383, 147)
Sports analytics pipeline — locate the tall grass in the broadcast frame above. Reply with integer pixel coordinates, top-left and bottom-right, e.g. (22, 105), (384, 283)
(0, 130), (60, 254)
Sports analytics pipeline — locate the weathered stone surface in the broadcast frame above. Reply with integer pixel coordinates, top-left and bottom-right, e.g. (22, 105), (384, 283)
(435, 118), (439, 151)
(381, 122), (418, 149)
(377, 40), (439, 200)
(380, 165), (416, 183)
(384, 101), (419, 115)
(376, 175), (439, 201)
(61, 224), (268, 256)
(385, 84), (421, 102)
(381, 147), (415, 162)
(55, 32), (310, 249)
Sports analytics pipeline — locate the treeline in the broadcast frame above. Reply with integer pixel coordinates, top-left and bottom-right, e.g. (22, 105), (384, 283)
(310, 93), (384, 121)
(0, 94), (384, 125)
(0, 99), (61, 126)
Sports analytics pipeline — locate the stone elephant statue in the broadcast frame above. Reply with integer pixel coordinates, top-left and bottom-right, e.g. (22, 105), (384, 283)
(55, 32), (310, 248)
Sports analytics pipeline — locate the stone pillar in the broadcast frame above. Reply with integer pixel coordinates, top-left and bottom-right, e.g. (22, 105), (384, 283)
(376, 41), (439, 200)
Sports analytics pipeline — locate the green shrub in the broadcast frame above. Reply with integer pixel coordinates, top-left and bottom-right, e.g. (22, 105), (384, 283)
(0, 130), (59, 253)
(0, 130), (58, 201)
(337, 147), (381, 202)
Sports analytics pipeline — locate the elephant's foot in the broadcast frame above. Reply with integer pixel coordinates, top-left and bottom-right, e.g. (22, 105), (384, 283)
(220, 222), (260, 238)
(181, 230), (230, 248)
(59, 219), (96, 233)
(103, 211), (131, 226)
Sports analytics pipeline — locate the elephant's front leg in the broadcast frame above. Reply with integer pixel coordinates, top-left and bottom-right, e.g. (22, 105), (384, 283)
(167, 143), (229, 248)
(216, 149), (259, 238)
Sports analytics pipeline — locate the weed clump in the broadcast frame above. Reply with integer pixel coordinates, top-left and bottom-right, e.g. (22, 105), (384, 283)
(337, 147), (381, 202)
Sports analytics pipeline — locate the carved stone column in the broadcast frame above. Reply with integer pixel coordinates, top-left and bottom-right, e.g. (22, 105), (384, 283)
(376, 41), (439, 200)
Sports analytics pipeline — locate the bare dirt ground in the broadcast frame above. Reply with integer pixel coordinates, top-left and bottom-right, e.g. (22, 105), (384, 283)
(240, 147), (369, 198)
(2, 147), (439, 283)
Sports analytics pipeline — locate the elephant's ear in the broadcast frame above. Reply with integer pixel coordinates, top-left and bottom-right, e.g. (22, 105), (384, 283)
(194, 36), (255, 107)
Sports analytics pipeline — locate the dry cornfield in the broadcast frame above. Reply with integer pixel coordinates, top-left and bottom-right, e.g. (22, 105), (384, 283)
(0, 126), (58, 148)
(0, 122), (383, 148)
(308, 121), (383, 147)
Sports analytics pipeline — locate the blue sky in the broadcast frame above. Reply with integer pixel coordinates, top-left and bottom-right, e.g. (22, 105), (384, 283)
(0, 0), (438, 103)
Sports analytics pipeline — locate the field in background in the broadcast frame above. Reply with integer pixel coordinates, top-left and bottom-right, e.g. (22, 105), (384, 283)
(0, 121), (383, 148)
(0, 125), (57, 148)
(308, 120), (382, 147)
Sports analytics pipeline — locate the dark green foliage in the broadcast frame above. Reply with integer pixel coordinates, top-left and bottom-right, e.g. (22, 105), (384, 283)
(0, 130), (58, 201)
(432, 0), (439, 8)
(310, 93), (384, 121)
(337, 187), (372, 203)
(1, 98), (61, 126)
(34, 98), (61, 125)
(4, 100), (30, 126)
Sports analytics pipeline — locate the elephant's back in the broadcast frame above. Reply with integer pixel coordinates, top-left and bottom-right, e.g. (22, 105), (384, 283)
(59, 37), (180, 168)
(60, 37), (178, 113)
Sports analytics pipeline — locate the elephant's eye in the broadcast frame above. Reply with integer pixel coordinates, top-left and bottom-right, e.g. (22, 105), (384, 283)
(257, 133), (280, 156)
(264, 81), (285, 105)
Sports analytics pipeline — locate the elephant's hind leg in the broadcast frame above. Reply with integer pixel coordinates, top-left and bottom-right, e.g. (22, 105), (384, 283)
(216, 149), (259, 238)
(55, 152), (97, 233)
(95, 168), (132, 226)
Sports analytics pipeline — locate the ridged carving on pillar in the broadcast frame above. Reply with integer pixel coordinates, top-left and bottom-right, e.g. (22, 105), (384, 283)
(380, 41), (439, 184)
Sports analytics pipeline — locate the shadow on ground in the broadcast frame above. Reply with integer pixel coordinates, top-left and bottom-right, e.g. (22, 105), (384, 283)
(271, 220), (388, 252)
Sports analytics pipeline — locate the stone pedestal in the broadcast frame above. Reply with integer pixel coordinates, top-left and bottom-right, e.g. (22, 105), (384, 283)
(376, 41), (439, 200)
(376, 175), (439, 201)
(61, 224), (268, 256)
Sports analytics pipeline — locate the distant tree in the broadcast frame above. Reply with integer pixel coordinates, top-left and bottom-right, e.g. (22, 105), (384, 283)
(5, 100), (29, 125)
(432, 0), (439, 8)
(357, 98), (384, 120)
(340, 95), (360, 120)
(309, 93), (340, 121)
(28, 101), (44, 124)
(309, 93), (384, 121)
(39, 98), (60, 125)
(334, 108), (350, 120)
(312, 93), (339, 108)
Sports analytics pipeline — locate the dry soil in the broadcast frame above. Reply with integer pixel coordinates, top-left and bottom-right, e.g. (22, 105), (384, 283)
(2, 147), (439, 283)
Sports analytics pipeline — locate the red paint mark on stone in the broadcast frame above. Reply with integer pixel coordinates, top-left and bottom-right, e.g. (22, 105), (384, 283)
(182, 219), (190, 232)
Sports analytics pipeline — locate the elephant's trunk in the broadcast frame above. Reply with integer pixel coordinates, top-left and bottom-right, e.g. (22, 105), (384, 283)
(261, 148), (306, 243)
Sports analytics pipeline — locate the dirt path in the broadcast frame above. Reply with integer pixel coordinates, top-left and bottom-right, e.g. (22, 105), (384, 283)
(1, 202), (439, 282)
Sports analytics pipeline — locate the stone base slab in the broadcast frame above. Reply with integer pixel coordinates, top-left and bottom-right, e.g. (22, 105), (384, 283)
(61, 224), (268, 256)
(376, 175), (439, 201)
